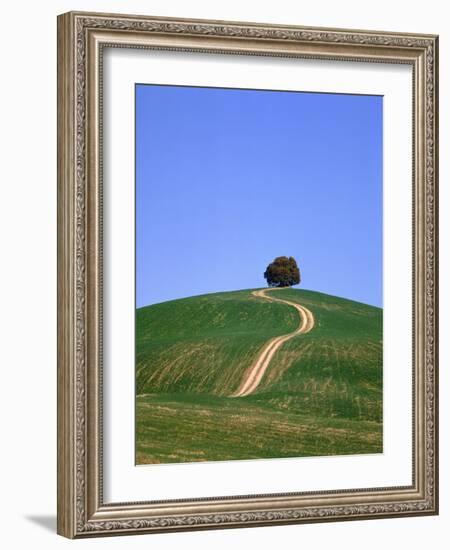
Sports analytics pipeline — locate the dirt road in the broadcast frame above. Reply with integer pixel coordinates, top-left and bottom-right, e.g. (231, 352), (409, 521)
(231, 288), (315, 397)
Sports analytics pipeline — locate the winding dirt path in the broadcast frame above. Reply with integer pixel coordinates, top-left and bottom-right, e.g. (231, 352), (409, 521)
(230, 288), (315, 398)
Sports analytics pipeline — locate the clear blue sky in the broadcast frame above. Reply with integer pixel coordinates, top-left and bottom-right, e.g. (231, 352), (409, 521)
(136, 84), (383, 308)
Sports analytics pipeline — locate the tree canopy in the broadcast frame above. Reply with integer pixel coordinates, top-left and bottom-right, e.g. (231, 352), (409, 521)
(263, 256), (301, 288)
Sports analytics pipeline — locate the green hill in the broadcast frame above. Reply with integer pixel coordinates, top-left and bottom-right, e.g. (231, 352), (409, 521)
(136, 288), (382, 464)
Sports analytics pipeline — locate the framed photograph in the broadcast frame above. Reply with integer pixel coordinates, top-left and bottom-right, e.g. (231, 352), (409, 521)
(57, 11), (439, 538)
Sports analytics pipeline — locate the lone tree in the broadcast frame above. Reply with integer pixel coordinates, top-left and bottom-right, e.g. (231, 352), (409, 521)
(264, 256), (301, 288)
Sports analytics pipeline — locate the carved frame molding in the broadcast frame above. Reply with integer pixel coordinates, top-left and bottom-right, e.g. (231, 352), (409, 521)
(57, 11), (438, 538)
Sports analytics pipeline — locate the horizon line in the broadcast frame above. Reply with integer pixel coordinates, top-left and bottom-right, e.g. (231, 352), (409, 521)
(136, 286), (383, 310)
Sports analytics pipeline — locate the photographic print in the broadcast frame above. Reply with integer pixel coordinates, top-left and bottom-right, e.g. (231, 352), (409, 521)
(135, 84), (383, 465)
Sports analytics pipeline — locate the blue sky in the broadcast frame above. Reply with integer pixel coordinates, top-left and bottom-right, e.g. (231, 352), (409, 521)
(136, 84), (383, 308)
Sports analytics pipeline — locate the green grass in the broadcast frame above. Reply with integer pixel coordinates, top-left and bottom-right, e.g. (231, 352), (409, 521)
(136, 288), (382, 464)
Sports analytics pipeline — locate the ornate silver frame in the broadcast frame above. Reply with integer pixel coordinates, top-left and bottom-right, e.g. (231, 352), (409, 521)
(57, 11), (439, 538)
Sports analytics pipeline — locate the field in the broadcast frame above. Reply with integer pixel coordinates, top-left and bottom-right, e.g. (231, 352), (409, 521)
(136, 288), (383, 464)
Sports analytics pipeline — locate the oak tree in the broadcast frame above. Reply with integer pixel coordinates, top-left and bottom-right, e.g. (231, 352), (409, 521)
(263, 256), (301, 287)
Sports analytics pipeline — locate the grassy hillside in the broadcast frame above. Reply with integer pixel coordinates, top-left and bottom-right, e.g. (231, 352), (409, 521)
(136, 288), (382, 464)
